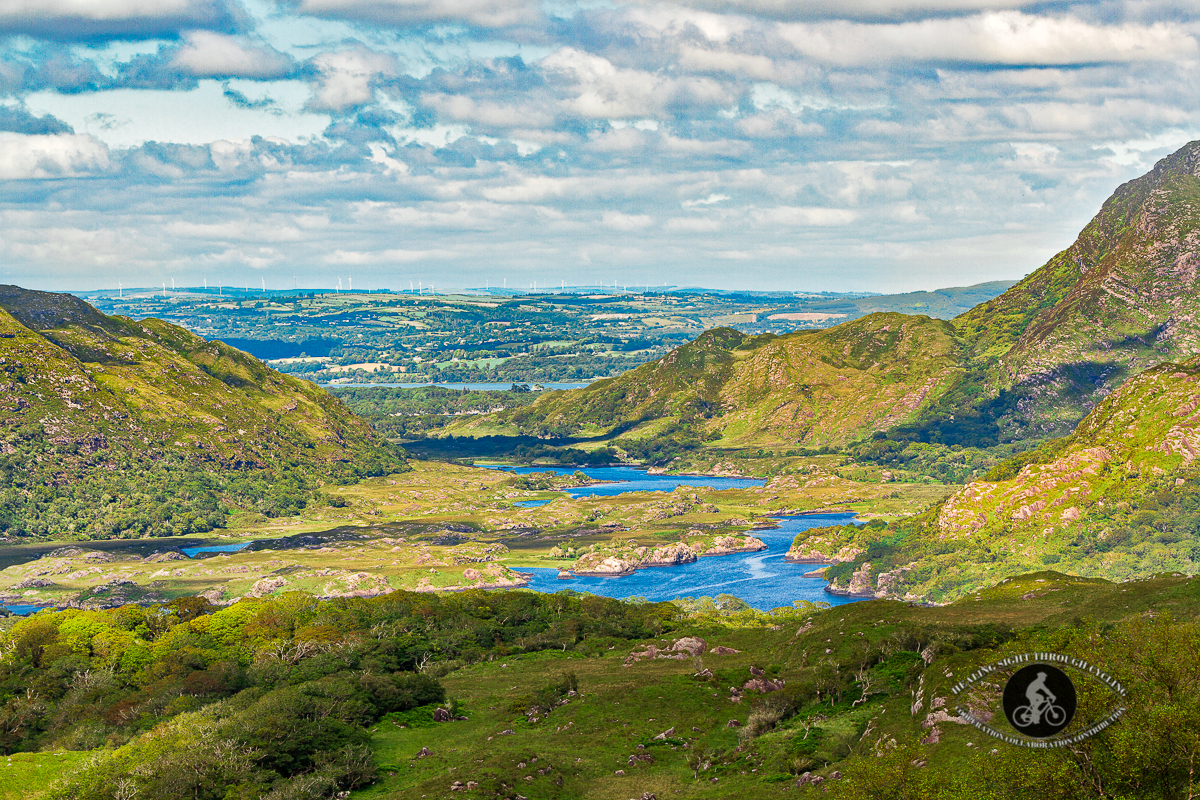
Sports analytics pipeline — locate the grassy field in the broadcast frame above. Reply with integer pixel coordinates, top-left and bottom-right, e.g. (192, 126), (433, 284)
(0, 752), (89, 799)
(352, 571), (1200, 799)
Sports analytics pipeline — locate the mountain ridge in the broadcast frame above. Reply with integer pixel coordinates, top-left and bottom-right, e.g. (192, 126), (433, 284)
(0, 286), (404, 539)
(443, 140), (1200, 454)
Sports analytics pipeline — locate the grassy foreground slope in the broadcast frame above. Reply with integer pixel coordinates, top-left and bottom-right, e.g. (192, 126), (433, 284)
(6, 573), (1200, 799)
(0, 286), (404, 540)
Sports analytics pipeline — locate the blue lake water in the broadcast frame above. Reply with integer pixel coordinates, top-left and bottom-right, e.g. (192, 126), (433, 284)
(513, 499), (554, 508)
(3, 604), (49, 616)
(523, 514), (863, 611)
(483, 465), (766, 498)
(323, 382), (592, 391)
(181, 543), (252, 558)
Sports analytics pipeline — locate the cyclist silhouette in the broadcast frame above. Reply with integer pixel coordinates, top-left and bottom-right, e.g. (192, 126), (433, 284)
(1012, 671), (1070, 734)
(1020, 671), (1058, 726)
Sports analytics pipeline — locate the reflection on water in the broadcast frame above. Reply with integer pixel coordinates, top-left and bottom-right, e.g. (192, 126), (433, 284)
(523, 513), (864, 611)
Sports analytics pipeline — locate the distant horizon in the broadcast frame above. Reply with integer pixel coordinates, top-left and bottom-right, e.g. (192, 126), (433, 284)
(60, 276), (1019, 299)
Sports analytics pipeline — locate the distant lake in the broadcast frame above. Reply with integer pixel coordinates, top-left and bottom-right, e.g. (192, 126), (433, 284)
(181, 543), (252, 558)
(483, 464), (765, 497)
(322, 382), (593, 391)
(522, 514), (863, 611)
(2, 604), (49, 616)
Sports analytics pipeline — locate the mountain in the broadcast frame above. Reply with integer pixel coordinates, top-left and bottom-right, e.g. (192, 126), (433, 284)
(447, 140), (1200, 453)
(0, 286), (404, 540)
(806, 354), (1200, 601)
(446, 313), (967, 449)
(951, 142), (1200, 438)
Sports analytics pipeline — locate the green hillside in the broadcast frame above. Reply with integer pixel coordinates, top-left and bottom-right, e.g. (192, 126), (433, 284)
(441, 140), (1200, 456)
(0, 286), (404, 540)
(792, 354), (1200, 601)
(949, 142), (1200, 439)
(7, 573), (1200, 799)
(443, 313), (967, 450)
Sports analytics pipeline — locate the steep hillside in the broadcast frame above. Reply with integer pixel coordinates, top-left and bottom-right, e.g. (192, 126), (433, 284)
(445, 141), (1200, 454)
(951, 141), (1200, 438)
(802, 355), (1200, 601)
(445, 314), (967, 449)
(0, 286), (404, 540)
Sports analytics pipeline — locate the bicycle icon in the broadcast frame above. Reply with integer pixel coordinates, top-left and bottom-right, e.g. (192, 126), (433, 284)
(1012, 700), (1068, 728)
(1002, 663), (1076, 737)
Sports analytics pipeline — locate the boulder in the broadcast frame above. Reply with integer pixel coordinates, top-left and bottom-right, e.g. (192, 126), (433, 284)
(670, 636), (707, 656)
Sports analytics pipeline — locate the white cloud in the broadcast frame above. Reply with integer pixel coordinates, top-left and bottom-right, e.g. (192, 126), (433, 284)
(542, 47), (735, 119)
(289, 0), (540, 29)
(0, 133), (109, 179)
(777, 12), (1199, 65)
(753, 206), (860, 225)
(172, 32), (293, 80)
(0, 0), (245, 38)
(326, 247), (458, 264)
(649, 0), (1043, 22)
(421, 92), (554, 128)
(306, 47), (399, 112)
(602, 211), (654, 230)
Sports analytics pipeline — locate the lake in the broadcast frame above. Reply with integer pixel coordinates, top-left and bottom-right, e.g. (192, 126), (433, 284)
(322, 382), (593, 390)
(483, 464), (766, 498)
(180, 543), (252, 558)
(521, 513), (863, 611)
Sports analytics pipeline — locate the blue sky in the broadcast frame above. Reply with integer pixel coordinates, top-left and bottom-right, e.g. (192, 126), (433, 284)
(0, 0), (1198, 293)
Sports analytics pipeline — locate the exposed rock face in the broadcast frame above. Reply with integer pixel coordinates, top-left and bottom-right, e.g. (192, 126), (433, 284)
(691, 535), (767, 557)
(625, 637), (713, 666)
(785, 524), (864, 563)
(416, 564), (530, 592)
(572, 555), (637, 577)
(571, 534), (765, 577)
(825, 563), (875, 597)
(670, 637), (707, 656)
(319, 571), (392, 598)
(643, 542), (700, 567)
(248, 576), (290, 598)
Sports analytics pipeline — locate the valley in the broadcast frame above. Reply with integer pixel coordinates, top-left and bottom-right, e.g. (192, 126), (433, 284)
(5, 142), (1200, 799)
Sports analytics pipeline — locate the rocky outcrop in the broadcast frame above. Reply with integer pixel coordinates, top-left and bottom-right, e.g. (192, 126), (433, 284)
(248, 576), (290, 598)
(571, 555), (637, 576)
(569, 533), (766, 577)
(625, 636), (713, 666)
(825, 563), (876, 597)
(690, 534), (767, 557)
(417, 564), (530, 592)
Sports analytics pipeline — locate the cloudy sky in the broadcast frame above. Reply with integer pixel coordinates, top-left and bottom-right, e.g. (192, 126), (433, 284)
(0, 0), (1197, 293)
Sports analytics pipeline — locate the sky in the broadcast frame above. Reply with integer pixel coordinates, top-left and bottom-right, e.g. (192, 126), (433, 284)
(0, 0), (1198, 293)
